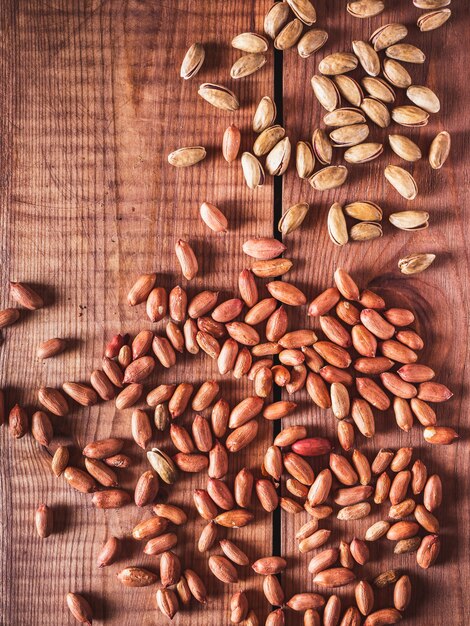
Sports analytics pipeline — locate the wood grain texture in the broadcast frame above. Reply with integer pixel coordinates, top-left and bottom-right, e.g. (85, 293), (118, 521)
(281, 2), (469, 625)
(0, 0), (468, 625)
(0, 1), (274, 624)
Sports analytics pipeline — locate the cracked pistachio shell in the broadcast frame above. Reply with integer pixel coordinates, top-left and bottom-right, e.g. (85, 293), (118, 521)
(312, 129), (333, 164)
(352, 40), (380, 76)
(323, 108), (365, 127)
(406, 86), (440, 114)
(253, 96), (277, 133)
(311, 75), (340, 111)
(362, 77), (395, 103)
(429, 131), (451, 169)
(370, 23), (408, 51)
(383, 59), (412, 89)
(328, 203), (348, 246)
(297, 29), (328, 58)
(345, 201), (383, 221)
(398, 253), (436, 275)
(274, 18), (303, 50)
(360, 97), (391, 128)
(389, 210), (429, 231)
(230, 53), (267, 80)
(417, 9), (451, 31)
(278, 202), (310, 235)
(287, 0), (317, 25)
(147, 448), (177, 484)
(241, 153), (265, 189)
(198, 83), (239, 111)
(350, 222), (383, 241)
(384, 166), (418, 200)
(232, 32), (269, 53)
(180, 43), (205, 80)
(264, 2), (291, 39)
(386, 43), (426, 64)
(296, 141), (315, 179)
(329, 123), (369, 147)
(310, 166), (348, 191)
(389, 135), (422, 162)
(414, 0), (449, 6)
(319, 52), (358, 75)
(334, 75), (364, 107)
(392, 106), (429, 127)
(344, 142), (383, 163)
(254, 125), (286, 157)
(347, 0), (385, 18)
(266, 137), (291, 176)
(168, 146), (206, 167)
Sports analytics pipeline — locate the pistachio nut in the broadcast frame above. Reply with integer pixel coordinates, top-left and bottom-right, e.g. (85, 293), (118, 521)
(429, 131), (451, 169)
(296, 141), (315, 178)
(319, 52), (358, 75)
(389, 210), (429, 231)
(352, 40), (380, 76)
(231, 53), (267, 79)
(312, 128), (333, 164)
(278, 202), (310, 235)
(287, 0), (317, 25)
(232, 32), (269, 53)
(388, 135), (422, 162)
(344, 142), (383, 163)
(254, 125), (286, 157)
(274, 18), (304, 50)
(417, 9), (451, 32)
(323, 107), (366, 127)
(383, 59), (412, 88)
(180, 43), (205, 80)
(392, 105), (429, 127)
(350, 222), (383, 241)
(360, 97), (391, 127)
(198, 83), (239, 111)
(414, 0), (449, 6)
(328, 203), (348, 246)
(329, 123), (370, 147)
(266, 137), (291, 176)
(386, 43), (426, 64)
(253, 96), (277, 133)
(334, 75), (364, 107)
(310, 166), (348, 191)
(362, 76), (396, 103)
(345, 201), (383, 221)
(297, 29), (328, 57)
(347, 0), (385, 18)
(241, 152), (265, 189)
(406, 85), (440, 114)
(311, 75), (340, 111)
(370, 23), (408, 51)
(167, 146), (206, 167)
(398, 253), (436, 275)
(147, 448), (177, 484)
(264, 2), (291, 39)
(384, 165), (418, 200)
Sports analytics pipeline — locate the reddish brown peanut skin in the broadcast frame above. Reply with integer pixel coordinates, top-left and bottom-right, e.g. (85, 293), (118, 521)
(66, 593), (93, 624)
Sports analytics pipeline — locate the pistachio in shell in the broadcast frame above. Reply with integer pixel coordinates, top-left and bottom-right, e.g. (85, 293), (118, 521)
(384, 165), (418, 200)
(334, 75), (364, 107)
(398, 253), (436, 275)
(180, 43), (205, 80)
(389, 210), (429, 231)
(328, 203), (348, 246)
(278, 203), (310, 235)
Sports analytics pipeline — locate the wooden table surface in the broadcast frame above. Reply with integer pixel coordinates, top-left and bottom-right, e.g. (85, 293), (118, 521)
(0, 1), (468, 624)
